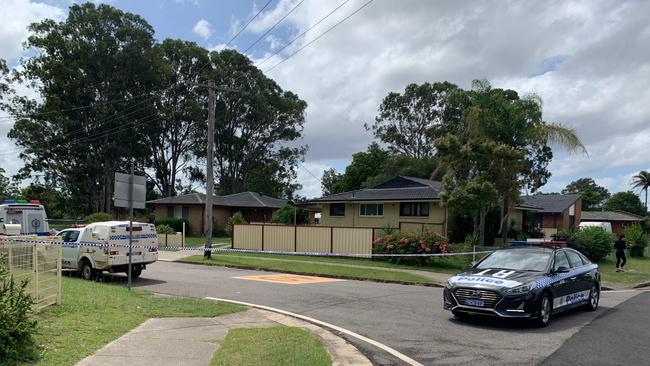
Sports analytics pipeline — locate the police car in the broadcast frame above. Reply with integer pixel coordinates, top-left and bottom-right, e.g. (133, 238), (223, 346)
(443, 246), (600, 327)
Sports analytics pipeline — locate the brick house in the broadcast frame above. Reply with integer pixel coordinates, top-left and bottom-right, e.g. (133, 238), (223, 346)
(581, 210), (644, 235)
(519, 194), (582, 238)
(147, 192), (286, 236)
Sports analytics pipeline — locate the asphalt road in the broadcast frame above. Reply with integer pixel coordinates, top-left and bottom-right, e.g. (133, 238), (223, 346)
(119, 261), (639, 365)
(540, 291), (650, 366)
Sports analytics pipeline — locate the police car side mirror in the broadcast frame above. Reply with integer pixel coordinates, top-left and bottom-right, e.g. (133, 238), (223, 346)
(555, 266), (570, 273)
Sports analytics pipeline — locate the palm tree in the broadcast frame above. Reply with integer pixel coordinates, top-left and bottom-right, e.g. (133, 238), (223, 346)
(632, 170), (650, 213)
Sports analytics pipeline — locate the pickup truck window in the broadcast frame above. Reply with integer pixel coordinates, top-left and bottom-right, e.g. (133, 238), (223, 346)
(65, 231), (80, 243)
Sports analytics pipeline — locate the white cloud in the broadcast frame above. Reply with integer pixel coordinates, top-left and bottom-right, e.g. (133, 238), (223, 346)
(192, 19), (213, 40)
(295, 161), (331, 199)
(0, 0), (65, 62)
(238, 0), (650, 197)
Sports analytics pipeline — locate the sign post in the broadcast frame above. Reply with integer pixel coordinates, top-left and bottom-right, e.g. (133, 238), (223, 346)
(113, 169), (146, 290)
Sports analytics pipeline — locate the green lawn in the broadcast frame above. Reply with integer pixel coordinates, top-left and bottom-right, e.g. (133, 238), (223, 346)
(210, 327), (331, 366)
(25, 277), (244, 366)
(599, 255), (650, 286)
(206, 251), (472, 274)
(183, 235), (231, 248)
(182, 255), (439, 285)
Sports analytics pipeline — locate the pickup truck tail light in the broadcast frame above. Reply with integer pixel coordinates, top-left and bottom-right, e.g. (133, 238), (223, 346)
(148, 247), (158, 253)
(109, 250), (119, 256)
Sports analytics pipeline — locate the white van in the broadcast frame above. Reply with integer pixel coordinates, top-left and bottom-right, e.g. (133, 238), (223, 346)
(579, 221), (613, 233)
(0, 201), (49, 235)
(56, 221), (158, 280)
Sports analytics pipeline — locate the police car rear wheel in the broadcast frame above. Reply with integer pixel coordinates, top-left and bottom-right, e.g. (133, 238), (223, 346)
(586, 284), (599, 311)
(536, 293), (552, 327)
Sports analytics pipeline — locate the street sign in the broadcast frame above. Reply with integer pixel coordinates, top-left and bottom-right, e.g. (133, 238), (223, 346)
(113, 172), (146, 209)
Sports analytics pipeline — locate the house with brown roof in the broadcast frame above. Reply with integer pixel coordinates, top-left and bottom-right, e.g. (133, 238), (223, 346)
(147, 192), (287, 236)
(581, 210), (644, 235)
(516, 194), (582, 238)
(310, 176), (447, 233)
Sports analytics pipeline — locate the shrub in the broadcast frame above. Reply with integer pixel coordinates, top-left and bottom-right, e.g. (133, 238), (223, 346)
(624, 223), (648, 257)
(381, 225), (397, 236)
(568, 227), (614, 262)
(156, 224), (176, 235)
(0, 253), (37, 363)
(154, 217), (188, 233)
(225, 212), (246, 236)
(526, 227), (545, 239)
(271, 205), (309, 225)
(84, 212), (112, 223)
(373, 230), (449, 265)
(464, 232), (479, 247)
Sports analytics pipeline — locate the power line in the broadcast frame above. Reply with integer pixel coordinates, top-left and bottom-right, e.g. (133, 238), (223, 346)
(265, 0), (374, 73)
(223, 0), (274, 50)
(243, 0), (305, 54)
(255, 0), (353, 68)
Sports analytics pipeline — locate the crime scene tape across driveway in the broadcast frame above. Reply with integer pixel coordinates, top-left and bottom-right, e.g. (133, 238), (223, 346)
(204, 297), (425, 366)
(0, 238), (491, 258)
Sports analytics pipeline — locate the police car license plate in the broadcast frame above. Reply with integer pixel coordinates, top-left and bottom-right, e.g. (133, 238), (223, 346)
(464, 299), (485, 307)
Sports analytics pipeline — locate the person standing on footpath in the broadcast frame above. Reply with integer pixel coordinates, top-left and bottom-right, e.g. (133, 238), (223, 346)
(614, 234), (627, 272)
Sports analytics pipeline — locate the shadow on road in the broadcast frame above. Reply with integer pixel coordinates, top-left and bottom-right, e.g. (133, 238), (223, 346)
(63, 270), (168, 287)
(447, 306), (612, 333)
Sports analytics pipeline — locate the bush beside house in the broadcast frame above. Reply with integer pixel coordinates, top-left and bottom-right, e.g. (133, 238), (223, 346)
(84, 212), (112, 223)
(154, 217), (187, 233)
(225, 212), (246, 236)
(567, 227), (614, 262)
(624, 224), (648, 257)
(373, 230), (449, 265)
(271, 205), (309, 225)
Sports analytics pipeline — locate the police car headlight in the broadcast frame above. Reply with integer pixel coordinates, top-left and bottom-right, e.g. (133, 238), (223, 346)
(504, 282), (535, 295)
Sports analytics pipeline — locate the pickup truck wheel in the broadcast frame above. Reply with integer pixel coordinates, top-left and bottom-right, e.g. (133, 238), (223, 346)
(80, 261), (95, 281)
(131, 268), (142, 279)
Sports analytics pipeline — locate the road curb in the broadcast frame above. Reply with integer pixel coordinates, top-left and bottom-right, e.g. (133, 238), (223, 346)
(204, 297), (425, 366)
(176, 259), (444, 287)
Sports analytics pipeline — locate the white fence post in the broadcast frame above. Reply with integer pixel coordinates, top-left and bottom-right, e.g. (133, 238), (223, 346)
(33, 244), (39, 308)
(7, 244), (12, 272)
(56, 243), (62, 305)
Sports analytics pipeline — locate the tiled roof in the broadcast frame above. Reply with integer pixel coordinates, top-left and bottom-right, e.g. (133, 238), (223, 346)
(520, 194), (581, 213)
(311, 176), (442, 202)
(581, 211), (644, 222)
(147, 191), (287, 208)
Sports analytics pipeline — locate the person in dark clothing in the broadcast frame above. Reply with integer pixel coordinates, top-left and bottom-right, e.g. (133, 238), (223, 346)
(614, 234), (627, 272)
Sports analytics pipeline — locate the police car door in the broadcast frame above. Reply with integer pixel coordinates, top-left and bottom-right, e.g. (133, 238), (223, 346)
(565, 249), (592, 296)
(60, 229), (81, 269)
(550, 250), (576, 310)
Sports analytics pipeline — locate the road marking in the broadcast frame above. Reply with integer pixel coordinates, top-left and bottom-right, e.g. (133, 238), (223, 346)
(204, 297), (424, 366)
(234, 274), (343, 285)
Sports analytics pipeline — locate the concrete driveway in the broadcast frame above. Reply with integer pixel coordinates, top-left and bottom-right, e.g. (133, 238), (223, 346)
(121, 261), (638, 365)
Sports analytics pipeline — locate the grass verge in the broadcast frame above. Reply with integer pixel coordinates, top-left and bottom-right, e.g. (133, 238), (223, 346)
(26, 277), (244, 366)
(210, 327), (331, 366)
(599, 255), (650, 286)
(181, 255), (439, 285)
(183, 236), (231, 248)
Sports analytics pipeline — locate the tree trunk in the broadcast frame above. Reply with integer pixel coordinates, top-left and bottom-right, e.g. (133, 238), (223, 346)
(498, 197), (510, 239)
(479, 203), (486, 246)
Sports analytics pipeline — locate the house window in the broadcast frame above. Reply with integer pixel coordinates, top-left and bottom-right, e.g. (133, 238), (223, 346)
(329, 203), (345, 217)
(167, 206), (174, 217)
(400, 202), (429, 217)
(182, 206), (189, 220)
(360, 203), (384, 216)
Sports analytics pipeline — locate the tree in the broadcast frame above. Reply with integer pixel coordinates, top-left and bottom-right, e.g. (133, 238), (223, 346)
(146, 39), (209, 197)
(368, 82), (460, 158)
(562, 178), (610, 210)
(632, 170), (650, 212)
(8, 3), (158, 214)
(0, 58), (10, 101)
(434, 80), (585, 243)
(271, 205), (309, 225)
(19, 183), (69, 218)
(321, 168), (342, 196)
(190, 50), (307, 199)
(362, 155), (439, 188)
(330, 143), (388, 193)
(0, 168), (19, 200)
(603, 191), (646, 216)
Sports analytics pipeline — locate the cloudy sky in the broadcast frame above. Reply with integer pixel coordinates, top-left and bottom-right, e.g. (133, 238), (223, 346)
(1, 0), (649, 199)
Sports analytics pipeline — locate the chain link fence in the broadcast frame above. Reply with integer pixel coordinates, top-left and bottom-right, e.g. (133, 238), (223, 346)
(0, 237), (62, 312)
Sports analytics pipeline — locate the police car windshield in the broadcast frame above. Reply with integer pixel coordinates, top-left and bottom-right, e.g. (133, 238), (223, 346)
(476, 250), (551, 272)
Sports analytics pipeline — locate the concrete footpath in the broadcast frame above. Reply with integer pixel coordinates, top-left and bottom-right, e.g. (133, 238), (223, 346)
(76, 308), (371, 366)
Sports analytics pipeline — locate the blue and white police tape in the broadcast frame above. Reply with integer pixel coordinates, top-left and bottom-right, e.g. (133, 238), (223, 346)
(1, 237), (492, 258)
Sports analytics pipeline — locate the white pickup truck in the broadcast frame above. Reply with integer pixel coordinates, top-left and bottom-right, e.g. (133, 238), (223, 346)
(57, 221), (158, 280)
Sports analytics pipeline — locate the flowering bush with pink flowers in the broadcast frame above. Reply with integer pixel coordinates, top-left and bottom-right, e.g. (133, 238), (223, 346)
(373, 230), (449, 265)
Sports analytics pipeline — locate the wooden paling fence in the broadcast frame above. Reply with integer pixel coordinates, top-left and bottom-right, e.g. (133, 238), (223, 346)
(232, 224), (380, 256)
(0, 237), (62, 312)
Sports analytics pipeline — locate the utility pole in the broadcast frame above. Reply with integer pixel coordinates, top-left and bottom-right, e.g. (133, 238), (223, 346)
(127, 163), (134, 290)
(204, 79), (215, 260)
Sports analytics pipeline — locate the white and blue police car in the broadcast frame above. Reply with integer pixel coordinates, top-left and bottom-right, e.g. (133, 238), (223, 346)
(443, 246), (600, 327)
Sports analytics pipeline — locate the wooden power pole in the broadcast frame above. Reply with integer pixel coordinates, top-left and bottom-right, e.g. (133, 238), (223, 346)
(204, 79), (215, 259)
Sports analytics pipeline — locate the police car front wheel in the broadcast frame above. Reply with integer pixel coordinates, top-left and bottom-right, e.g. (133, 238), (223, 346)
(585, 284), (599, 311)
(535, 293), (552, 327)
